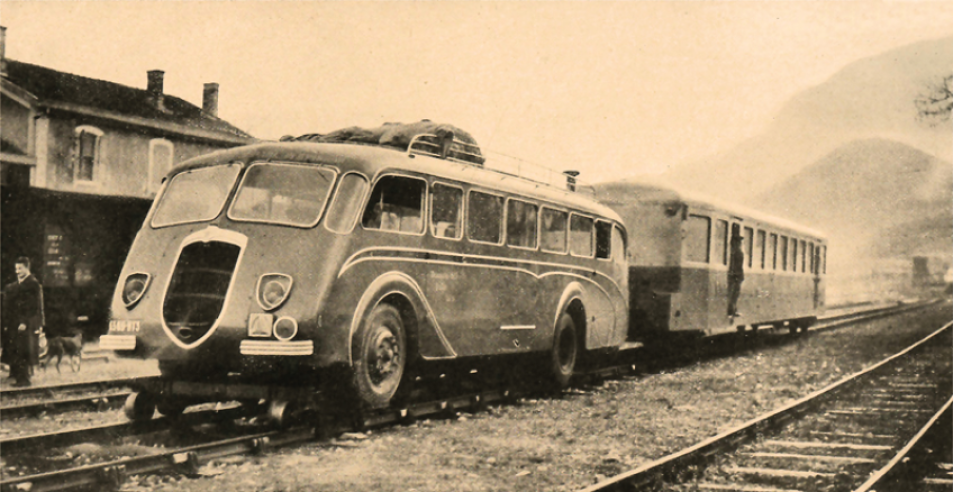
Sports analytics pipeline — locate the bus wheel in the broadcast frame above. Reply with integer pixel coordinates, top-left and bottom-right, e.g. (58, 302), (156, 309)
(352, 304), (406, 409)
(156, 397), (188, 417)
(124, 392), (157, 422)
(550, 313), (578, 389)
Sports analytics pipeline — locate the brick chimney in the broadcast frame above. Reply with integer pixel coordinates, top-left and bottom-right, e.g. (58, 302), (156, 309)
(203, 82), (219, 117)
(1, 26), (7, 77)
(147, 70), (165, 110)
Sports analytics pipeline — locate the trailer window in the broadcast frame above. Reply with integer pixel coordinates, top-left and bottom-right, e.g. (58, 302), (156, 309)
(325, 173), (369, 234)
(153, 164), (241, 228)
(791, 239), (798, 272)
(714, 220), (728, 266)
(756, 230), (766, 269)
(506, 199), (538, 249)
(780, 236), (789, 271)
(770, 233), (778, 270)
(595, 221), (613, 259)
(822, 246), (827, 274)
(800, 240), (807, 273)
(468, 191), (504, 244)
(362, 175), (426, 233)
(431, 183), (463, 239)
(808, 242), (815, 273)
(570, 214), (594, 257)
(541, 208), (568, 253)
(744, 227), (754, 268)
(684, 215), (711, 263)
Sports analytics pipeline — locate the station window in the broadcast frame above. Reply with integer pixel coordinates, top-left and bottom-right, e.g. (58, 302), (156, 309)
(570, 214), (594, 257)
(595, 220), (612, 259)
(684, 215), (711, 263)
(756, 230), (766, 269)
(361, 175), (426, 233)
(468, 191), (504, 244)
(506, 199), (538, 249)
(540, 208), (568, 253)
(780, 236), (788, 271)
(431, 183), (463, 240)
(73, 126), (103, 183)
(326, 173), (369, 234)
(714, 220), (728, 266)
(770, 233), (778, 270)
(744, 227), (754, 268)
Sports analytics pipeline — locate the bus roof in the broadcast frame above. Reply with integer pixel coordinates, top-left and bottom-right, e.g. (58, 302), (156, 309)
(592, 179), (826, 241)
(171, 141), (625, 226)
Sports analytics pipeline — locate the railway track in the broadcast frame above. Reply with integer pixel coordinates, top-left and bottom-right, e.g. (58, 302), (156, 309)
(579, 319), (952, 492)
(0, 300), (941, 492)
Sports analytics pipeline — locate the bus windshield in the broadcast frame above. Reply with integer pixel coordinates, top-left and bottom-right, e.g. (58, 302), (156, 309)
(228, 163), (337, 227)
(152, 164), (241, 228)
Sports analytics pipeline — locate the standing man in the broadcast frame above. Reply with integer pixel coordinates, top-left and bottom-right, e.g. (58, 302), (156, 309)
(1, 257), (45, 387)
(727, 235), (745, 319)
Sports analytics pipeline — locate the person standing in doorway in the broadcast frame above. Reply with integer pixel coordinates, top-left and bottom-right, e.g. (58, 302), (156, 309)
(727, 235), (745, 319)
(1, 257), (45, 387)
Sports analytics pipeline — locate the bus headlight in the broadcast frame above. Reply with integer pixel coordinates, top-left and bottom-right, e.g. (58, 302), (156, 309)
(122, 273), (151, 308)
(257, 274), (293, 311)
(274, 317), (298, 341)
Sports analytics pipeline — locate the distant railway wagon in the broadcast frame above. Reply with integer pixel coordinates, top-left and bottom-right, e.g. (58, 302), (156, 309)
(100, 133), (630, 415)
(593, 180), (827, 340)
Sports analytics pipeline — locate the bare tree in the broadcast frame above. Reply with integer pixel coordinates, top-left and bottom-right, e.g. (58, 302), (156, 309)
(916, 74), (953, 126)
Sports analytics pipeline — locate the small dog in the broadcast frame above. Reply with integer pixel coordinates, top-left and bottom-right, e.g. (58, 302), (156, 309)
(41, 332), (84, 373)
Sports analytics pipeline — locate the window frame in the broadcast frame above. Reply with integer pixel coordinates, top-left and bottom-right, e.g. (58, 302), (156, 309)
(73, 125), (104, 184)
(714, 219), (729, 266)
(466, 189), (506, 246)
(595, 219), (614, 261)
(228, 161), (339, 229)
(360, 173), (429, 236)
(430, 181), (465, 242)
(756, 229), (766, 270)
(539, 206), (570, 254)
(569, 212), (595, 258)
(684, 214), (712, 264)
(151, 163), (242, 229)
(324, 171), (370, 235)
(780, 236), (789, 271)
(504, 197), (540, 251)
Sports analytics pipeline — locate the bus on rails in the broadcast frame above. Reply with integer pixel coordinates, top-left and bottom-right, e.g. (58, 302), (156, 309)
(100, 124), (629, 420)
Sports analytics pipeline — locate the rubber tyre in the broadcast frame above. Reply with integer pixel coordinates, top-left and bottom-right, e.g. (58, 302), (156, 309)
(550, 313), (578, 389)
(124, 392), (157, 422)
(156, 398), (188, 417)
(352, 304), (407, 409)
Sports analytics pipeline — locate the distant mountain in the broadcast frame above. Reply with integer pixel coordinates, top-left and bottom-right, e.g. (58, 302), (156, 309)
(751, 138), (951, 266)
(662, 36), (953, 199)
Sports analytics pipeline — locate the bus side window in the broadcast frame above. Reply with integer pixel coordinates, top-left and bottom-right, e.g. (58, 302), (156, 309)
(570, 214), (594, 257)
(362, 175), (426, 233)
(326, 173), (369, 234)
(612, 225), (626, 263)
(431, 183), (463, 239)
(595, 221), (612, 259)
(540, 208), (568, 253)
(506, 199), (538, 249)
(468, 191), (504, 244)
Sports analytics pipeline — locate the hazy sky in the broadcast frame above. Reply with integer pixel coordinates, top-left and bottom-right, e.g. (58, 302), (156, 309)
(3, 1), (952, 182)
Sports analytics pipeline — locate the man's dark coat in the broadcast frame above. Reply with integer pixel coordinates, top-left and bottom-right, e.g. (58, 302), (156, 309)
(1, 275), (44, 367)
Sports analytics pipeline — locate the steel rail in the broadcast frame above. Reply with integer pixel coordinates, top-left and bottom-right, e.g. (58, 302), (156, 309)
(0, 404), (252, 455)
(0, 377), (157, 399)
(0, 391), (131, 419)
(577, 319), (953, 492)
(853, 396), (953, 492)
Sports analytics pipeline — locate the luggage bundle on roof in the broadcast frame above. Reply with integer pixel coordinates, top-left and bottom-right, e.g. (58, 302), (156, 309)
(283, 119), (485, 166)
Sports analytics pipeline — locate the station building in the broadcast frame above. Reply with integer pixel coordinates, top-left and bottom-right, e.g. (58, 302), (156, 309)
(0, 27), (254, 337)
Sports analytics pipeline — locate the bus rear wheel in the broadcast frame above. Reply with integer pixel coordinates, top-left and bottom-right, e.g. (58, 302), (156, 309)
(550, 313), (578, 389)
(352, 304), (407, 409)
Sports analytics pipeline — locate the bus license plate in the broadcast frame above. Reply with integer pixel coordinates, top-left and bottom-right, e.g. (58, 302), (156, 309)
(110, 319), (141, 333)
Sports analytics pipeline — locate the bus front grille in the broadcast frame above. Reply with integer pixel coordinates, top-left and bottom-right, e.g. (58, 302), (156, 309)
(163, 241), (241, 344)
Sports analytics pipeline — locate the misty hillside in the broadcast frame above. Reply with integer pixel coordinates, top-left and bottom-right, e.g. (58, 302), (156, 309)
(663, 36), (953, 199)
(752, 138), (952, 264)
